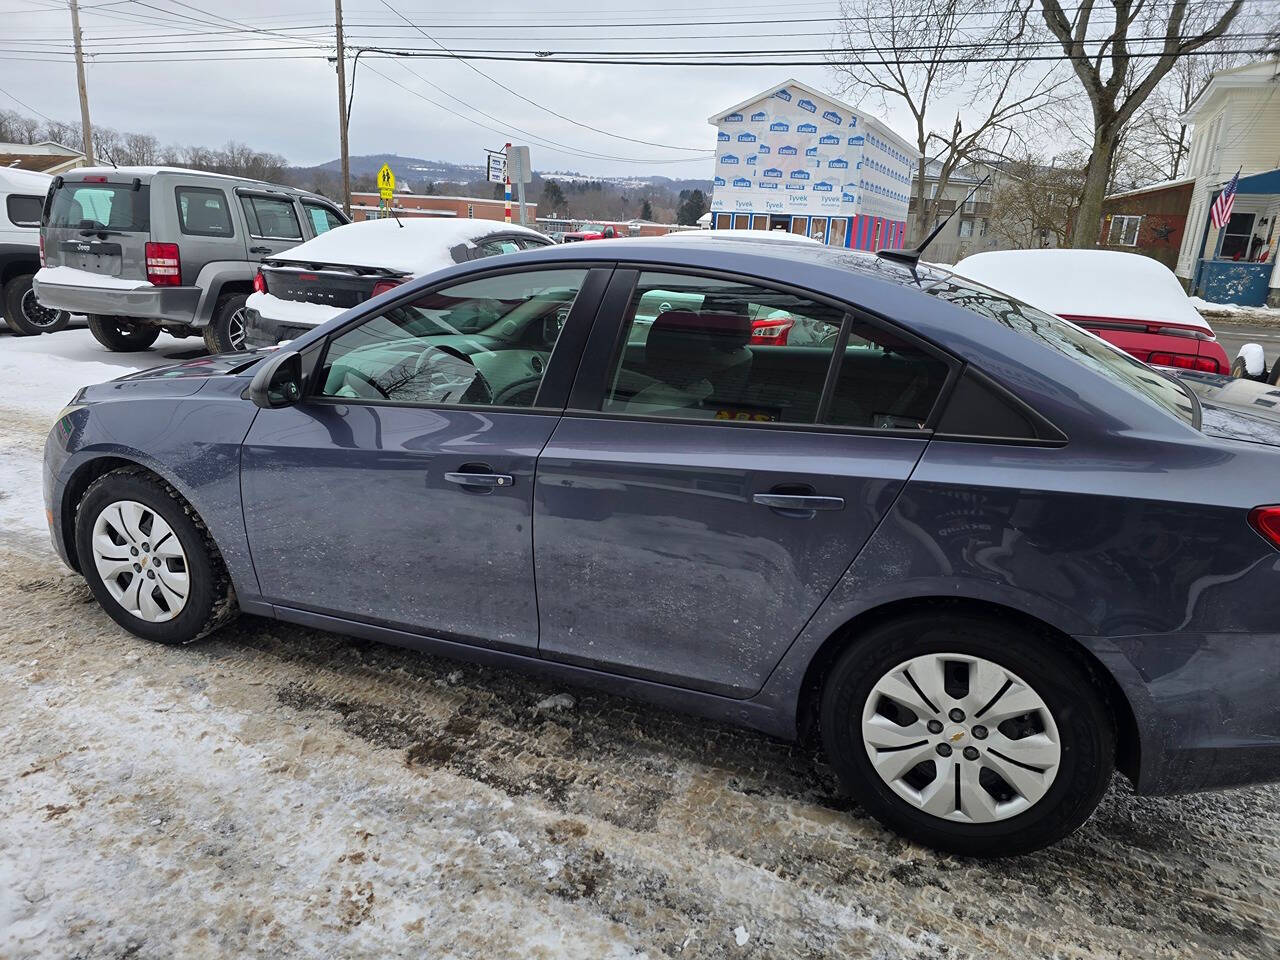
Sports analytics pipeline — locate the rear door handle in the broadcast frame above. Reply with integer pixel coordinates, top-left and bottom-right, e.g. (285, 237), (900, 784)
(752, 493), (845, 511)
(444, 472), (513, 488)
(249, 245), (273, 254)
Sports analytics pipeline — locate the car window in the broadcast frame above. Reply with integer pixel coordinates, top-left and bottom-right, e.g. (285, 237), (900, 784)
(47, 182), (149, 231)
(518, 236), (551, 249)
(5, 194), (42, 228)
(925, 272), (1196, 426)
(825, 321), (951, 429)
(240, 195), (303, 240)
(603, 272), (845, 424)
(317, 268), (588, 408)
(477, 238), (522, 256)
(302, 201), (344, 235)
(176, 187), (234, 237)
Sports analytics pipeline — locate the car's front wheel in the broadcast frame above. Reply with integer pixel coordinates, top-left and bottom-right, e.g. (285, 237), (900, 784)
(87, 315), (161, 351)
(75, 467), (237, 644)
(3, 274), (71, 335)
(820, 613), (1115, 856)
(203, 293), (249, 354)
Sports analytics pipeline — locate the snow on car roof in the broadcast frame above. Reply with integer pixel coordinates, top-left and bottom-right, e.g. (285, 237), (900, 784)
(953, 249), (1211, 331)
(270, 217), (547, 274)
(0, 166), (54, 193)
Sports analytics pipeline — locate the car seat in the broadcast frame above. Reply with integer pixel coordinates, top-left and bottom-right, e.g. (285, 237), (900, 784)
(626, 310), (752, 417)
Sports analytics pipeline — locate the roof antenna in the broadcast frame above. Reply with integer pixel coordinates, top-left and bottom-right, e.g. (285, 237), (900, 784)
(877, 174), (989, 272)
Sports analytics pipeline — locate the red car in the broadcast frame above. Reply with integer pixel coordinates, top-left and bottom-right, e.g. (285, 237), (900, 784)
(954, 250), (1230, 374)
(562, 224), (621, 242)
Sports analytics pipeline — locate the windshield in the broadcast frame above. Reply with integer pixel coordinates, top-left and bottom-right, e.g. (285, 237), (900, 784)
(47, 181), (150, 231)
(925, 271), (1196, 426)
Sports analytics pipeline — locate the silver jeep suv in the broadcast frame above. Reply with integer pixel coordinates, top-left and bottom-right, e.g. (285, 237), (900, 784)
(34, 166), (347, 353)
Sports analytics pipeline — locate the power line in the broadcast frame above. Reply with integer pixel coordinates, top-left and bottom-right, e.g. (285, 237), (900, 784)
(372, 0), (708, 152)
(0, 81), (59, 122)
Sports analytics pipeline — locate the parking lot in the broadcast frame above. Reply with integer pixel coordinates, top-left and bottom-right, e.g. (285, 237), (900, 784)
(2, 327), (1279, 960)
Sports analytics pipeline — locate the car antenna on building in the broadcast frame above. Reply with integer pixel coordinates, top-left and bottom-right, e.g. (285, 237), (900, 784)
(877, 175), (990, 273)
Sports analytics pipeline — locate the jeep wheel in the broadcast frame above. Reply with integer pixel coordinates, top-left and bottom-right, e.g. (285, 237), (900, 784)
(87, 315), (161, 352)
(4, 274), (71, 336)
(203, 294), (249, 354)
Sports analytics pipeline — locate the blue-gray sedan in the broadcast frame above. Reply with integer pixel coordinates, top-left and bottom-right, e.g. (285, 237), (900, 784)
(42, 239), (1280, 856)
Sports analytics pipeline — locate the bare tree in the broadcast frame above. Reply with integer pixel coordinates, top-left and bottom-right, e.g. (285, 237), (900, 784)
(988, 151), (1088, 248)
(832, 0), (1063, 245)
(1038, 0), (1243, 248)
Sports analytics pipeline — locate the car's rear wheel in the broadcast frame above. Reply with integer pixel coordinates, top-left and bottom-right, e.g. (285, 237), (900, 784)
(4, 274), (71, 335)
(87, 314), (161, 351)
(75, 467), (237, 644)
(820, 613), (1114, 856)
(203, 293), (249, 354)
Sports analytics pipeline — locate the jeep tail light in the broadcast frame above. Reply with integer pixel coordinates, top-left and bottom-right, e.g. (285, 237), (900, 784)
(750, 316), (794, 345)
(371, 278), (404, 298)
(1147, 352), (1219, 373)
(144, 242), (181, 286)
(252, 270), (267, 294)
(1248, 506), (1280, 550)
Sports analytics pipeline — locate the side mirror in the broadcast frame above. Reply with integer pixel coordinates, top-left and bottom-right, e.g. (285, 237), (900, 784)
(248, 349), (304, 409)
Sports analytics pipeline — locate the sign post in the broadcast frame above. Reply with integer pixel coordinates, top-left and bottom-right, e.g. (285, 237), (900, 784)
(506, 145), (532, 228)
(504, 143), (512, 224)
(377, 162), (395, 219)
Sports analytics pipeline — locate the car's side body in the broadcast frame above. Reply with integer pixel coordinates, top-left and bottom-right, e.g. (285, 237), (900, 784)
(0, 166), (55, 330)
(44, 240), (1280, 799)
(34, 167), (347, 336)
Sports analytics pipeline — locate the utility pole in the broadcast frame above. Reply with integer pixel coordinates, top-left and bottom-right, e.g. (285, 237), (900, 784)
(334, 0), (351, 217)
(68, 0), (94, 166)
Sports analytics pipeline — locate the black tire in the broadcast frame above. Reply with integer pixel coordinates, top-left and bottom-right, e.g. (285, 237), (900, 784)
(202, 293), (250, 354)
(1269, 362), (1280, 387)
(820, 613), (1115, 857)
(3, 274), (71, 335)
(75, 466), (237, 644)
(87, 314), (161, 351)
(1231, 355), (1268, 382)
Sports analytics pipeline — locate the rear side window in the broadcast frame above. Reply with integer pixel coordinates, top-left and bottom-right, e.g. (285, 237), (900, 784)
(240, 195), (302, 240)
(6, 194), (42, 228)
(176, 187), (233, 237)
(825, 320), (950, 430)
(302, 201), (344, 235)
(47, 182), (149, 231)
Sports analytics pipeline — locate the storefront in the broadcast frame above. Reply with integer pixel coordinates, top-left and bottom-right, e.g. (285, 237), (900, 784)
(707, 80), (917, 250)
(1187, 168), (1280, 307)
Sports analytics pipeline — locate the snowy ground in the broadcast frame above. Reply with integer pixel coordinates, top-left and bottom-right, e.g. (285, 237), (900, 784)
(2, 327), (1280, 959)
(1192, 296), (1280, 326)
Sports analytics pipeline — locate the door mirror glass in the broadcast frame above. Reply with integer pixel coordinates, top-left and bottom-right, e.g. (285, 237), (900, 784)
(248, 349), (303, 408)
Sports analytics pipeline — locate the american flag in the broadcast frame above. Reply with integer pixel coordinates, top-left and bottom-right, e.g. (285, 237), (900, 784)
(1210, 167), (1242, 229)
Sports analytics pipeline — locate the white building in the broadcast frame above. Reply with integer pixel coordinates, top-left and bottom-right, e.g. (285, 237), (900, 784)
(707, 80), (917, 249)
(1174, 59), (1280, 306)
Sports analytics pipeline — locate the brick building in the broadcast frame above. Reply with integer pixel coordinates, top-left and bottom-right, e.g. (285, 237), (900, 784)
(348, 191), (535, 223)
(1099, 178), (1195, 270)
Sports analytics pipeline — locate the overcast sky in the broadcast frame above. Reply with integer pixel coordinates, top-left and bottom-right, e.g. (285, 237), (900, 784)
(0, 0), (1059, 177)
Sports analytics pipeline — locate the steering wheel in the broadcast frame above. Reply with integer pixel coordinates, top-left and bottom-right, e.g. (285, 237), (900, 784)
(493, 375), (544, 407)
(341, 368), (391, 399)
(412, 345), (494, 405)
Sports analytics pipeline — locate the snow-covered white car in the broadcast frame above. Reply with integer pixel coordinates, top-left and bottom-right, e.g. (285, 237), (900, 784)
(953, 249), (1231, 375)
(242, 218), (552, 348)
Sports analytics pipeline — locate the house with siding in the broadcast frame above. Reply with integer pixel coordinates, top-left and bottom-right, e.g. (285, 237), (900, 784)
(1173, 59), (1280, 306)
(1099, 178), (1196, 270)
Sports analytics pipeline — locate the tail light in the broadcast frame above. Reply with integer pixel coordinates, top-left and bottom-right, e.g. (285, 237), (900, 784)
(1147, 352), (1220, 373)
(750, 315), (794, 345)
(144, 242), (181, 286)
(371, 278), (404, 298)
(1248, 506), (1280, 549)
(252, 270), (267, 294)
(39, 234), (45, 267)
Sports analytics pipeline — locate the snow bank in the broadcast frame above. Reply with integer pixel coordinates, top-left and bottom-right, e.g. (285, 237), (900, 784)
(245, 291), (345, 331)
(35, 266), (152, 291)
(268, 217), (546, 274)
(954, 249), (1211, 331)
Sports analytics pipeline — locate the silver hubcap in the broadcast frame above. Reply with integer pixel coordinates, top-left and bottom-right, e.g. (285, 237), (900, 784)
(21, 288), (62, 327)
(227, 307), (246, 349)
(91, 500), (190, 623)
(862, 653), (1061, 823)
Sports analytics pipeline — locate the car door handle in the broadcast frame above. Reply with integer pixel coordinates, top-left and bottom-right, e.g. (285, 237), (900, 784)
(752, 493), (845, 511)
(249, 245), (273, 254)
(444, 471), (513, 488)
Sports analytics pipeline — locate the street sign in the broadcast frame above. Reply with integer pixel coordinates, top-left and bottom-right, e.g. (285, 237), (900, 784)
(377, 163), (395, 202)
(506, 145), (531, 184)
(487, 153), (506, 183)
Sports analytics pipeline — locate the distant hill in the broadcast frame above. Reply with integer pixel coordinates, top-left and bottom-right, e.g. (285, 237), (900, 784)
(294, 154), (711, 193)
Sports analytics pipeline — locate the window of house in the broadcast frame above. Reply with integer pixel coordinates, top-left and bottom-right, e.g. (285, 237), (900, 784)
(929, 183), (938, 199)
(1219, 212), (1256, 260)
(958, 219), (974, 238)
(1107, 215), (1142, 246)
